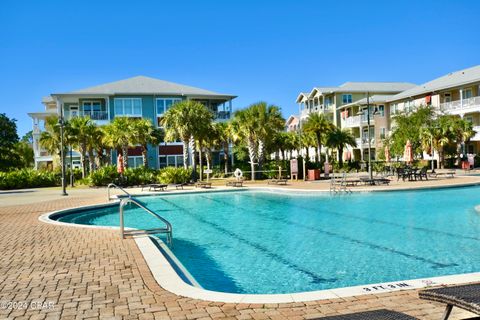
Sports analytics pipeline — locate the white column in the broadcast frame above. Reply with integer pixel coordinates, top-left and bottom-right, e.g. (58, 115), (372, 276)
(460, 89), (464, 109)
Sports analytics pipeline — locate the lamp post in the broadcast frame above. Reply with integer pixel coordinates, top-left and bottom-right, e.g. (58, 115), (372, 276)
(357, 93), (377, 180)
(59, 107), (68, 196)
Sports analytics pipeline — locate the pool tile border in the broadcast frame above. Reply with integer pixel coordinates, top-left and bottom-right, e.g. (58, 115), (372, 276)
(39, 188), (480, 304)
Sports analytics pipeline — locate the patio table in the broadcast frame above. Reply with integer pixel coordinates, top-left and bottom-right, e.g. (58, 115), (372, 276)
(419, 283), (480, 319)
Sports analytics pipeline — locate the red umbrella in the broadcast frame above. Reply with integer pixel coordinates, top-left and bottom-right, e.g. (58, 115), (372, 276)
(404, 140), (413, 164)
(384, 145), (391, 162)
(117, 154), (124, 174)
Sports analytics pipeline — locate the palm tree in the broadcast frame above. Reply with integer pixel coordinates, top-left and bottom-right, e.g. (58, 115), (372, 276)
(69, 117), (97, 178)
(250, 102), (285, 170)
(214, 122), (232, 175)
(131, 118), (164, 168)
(161, 101), (213, 178)
(302, 113), (334, 163)
(39, 116), (62, 157)
(102, 117), (134, 170)
(231, 108), (259, 181)
(452, 117), (475, 160)
(326, 127), (357, 166)
(420, 116), (454, 169)
(86, 125), (104, 172)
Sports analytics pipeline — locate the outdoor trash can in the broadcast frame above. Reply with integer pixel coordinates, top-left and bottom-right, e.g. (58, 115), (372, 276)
(308, 169), (321, 180)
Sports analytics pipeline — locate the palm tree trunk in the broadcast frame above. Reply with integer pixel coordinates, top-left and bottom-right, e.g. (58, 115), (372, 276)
(88, 149), (95, 173)
(182, 140), (189, 169)
(223, 143), (229, 175)
(198, 143), (204, 181)
(247, 137), (256, 181)
(80, 149), (86, 179)
(142, 145), (148, 168)
(189, 136), (197, 180)
(258, 139), (265, 179)
(338, 147), (344, 166)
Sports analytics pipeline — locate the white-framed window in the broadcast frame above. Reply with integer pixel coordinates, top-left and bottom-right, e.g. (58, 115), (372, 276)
(127, 156), (143, 168)
(391, 103), (397, 114)
(114, 98), (142, 116)
(156, 98), (182, 115)
(463, 88), (473, 99)
(465, 115), (473, 123)
(325, 97), (332, 106)
(377, 105), (385, 117)
(342, 94), (352, 104)
(380, 127), (386, 139)
(158, 154), (184, 168)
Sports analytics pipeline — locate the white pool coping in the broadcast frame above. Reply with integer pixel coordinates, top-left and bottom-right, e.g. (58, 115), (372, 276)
(39, 189), (480, 303)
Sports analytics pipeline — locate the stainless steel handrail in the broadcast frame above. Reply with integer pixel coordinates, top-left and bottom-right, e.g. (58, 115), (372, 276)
(107, 183), (131, 201)
(119, 197), (173, 246)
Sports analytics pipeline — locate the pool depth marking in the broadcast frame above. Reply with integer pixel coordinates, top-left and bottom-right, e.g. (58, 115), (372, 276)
(201, 194), (457, 269)
(159, 197), (338, 285)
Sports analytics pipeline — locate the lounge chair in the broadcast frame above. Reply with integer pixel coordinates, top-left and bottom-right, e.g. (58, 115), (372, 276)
(267, 178), (288, 185)
(141, 184), (168, 191)
(195, 181), (212, 189)
(419, 283), (480, 319)
(171, 183), (185, 190)
(226, 180), (243, 187)
(314, 309), (418, 319)
(430, 170), (456, 179)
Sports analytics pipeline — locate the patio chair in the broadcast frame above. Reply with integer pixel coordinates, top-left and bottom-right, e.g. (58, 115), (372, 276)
(267, 178), (288, 185)
(414, 167), (428, 181)
(226, 179), (243, 187)
(195, 181), (212, 189)
(313, 309), (418, 319)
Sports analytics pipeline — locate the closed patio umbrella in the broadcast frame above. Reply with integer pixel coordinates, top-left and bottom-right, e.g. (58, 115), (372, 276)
(404, 140), (413, 164)
(117, 154), (124, 174)
(384, 145), (391, 162)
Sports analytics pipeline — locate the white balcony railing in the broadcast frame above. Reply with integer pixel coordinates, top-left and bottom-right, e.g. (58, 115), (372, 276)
(440, 96), (480, 113)
(300, 105), (332, 118)
(81, 111), (109, 120)
(354, 138), (375, 148)
(344, 115), (361, 128)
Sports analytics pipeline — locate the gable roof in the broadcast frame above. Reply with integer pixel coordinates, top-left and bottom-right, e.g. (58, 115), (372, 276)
(388, 65), (480, 102)
(336, 82), (416, 93)
(339, 95), (394, 109)
(53, 76), (236, 98)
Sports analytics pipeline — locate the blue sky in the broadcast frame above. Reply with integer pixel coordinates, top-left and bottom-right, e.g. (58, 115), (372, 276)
(1, 0), (479, 136)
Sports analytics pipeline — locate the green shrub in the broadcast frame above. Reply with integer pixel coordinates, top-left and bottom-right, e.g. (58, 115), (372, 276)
(0, 169), (59, 190)
(123, 166), (157, 186)
(158, 167), (191, 184)
(87, 165), (120, 187)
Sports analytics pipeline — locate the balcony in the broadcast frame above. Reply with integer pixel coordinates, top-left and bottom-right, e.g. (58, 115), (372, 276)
(354, 138), (375, 148)
(81, 111), (108, 120)
(440, 96), (480, 115)
(344, 115), (361, 128)
(300, 105), (332, 118)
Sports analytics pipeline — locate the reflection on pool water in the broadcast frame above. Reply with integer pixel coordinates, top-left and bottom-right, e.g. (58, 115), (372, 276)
(56, 187), (480, 294)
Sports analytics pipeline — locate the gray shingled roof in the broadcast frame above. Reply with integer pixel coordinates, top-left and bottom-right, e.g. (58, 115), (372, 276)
(339, 95), (394, 109)
(53, 76), (236, 97)
(388, 65), (480, 102)
(337, 82), (416, 92)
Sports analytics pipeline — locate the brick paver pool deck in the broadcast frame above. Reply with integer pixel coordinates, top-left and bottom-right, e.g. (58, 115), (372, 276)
(1, 177), (480, 319)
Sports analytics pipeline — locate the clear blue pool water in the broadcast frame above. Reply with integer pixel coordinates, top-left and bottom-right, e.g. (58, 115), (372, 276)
(57, 188), (480, 294)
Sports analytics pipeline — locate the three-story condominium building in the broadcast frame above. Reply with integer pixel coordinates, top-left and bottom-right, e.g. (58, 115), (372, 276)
(387, 65), (480, 154)
(29, 76), (236, 169)
(293, 65), (480, 162)
(295, 82), (416, 160)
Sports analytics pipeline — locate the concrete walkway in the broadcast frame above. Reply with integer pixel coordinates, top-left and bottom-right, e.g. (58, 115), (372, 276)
(1, 178), (480, 319)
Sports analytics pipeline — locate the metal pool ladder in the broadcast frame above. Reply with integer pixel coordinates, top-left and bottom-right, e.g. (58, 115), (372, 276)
(107, 183), (173, 246)
(330, 173), (350, 193)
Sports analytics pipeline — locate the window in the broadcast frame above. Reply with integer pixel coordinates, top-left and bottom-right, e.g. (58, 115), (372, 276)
(391, 103), (397, 114)
(342, 94), (352, 104)
(465, 116), (473, 123)
(377, 105), (385, 117)
(114, 98), (142, 116)
(324, 97), (332, 106)
(158, 154), (183, 168)
(82, 101), (106, 120)
(127, 156), (143, 168)
(156, 98), (182, 115)
(380, 127), (386, 139)
(464, 89), (473, 99)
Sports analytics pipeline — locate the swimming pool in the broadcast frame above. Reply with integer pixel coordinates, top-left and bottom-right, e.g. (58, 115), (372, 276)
(52, 187), (480, 295)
